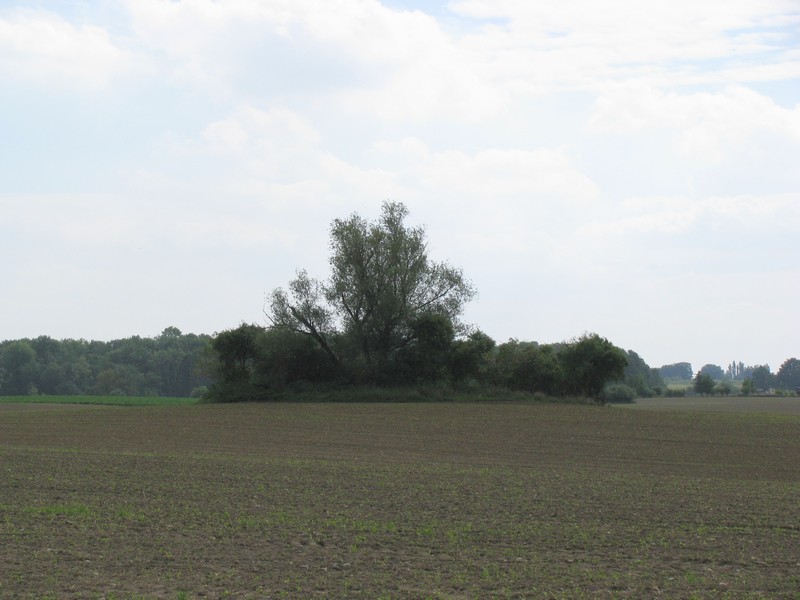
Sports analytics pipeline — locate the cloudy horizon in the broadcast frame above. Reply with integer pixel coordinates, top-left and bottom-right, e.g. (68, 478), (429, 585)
(2, 0), (798, 373)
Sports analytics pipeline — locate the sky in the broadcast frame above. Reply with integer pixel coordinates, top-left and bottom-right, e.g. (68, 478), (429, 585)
(1, 0), (799, 373)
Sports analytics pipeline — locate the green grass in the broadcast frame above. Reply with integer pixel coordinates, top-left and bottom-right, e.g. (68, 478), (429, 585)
(0, 395), (198, 407)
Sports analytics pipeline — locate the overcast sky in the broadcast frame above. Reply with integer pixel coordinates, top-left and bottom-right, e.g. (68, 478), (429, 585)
(2, 0), (798, 372)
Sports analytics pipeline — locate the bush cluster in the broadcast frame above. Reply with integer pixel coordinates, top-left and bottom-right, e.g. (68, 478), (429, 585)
(206, 326), (631, 403)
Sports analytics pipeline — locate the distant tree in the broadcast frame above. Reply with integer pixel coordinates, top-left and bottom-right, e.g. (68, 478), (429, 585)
(92, 364), (145, 396)
(268, 202), (476, 384)
(740, 378), (754, 396)
(699, 364), (725, 381)
(558, 334), (628, 399)
(750, 365), (774, 392)
(210, 324), (264, 384)
(776, 358), (800, 392)
(659, 362), (693, 380)
(0, 330), (210, 397)
(730, 361), (749, 380)
(253, 327), (340, 389)
(448, 330), (495, 384)
(396, 312), (455, 383)
(693, 372), (716, 395)
(30, 336), (60, 364)
(151, 328), (211, 396)
(0, 341), (40, 395)
(715, 380), (733, 396)
(38, 363), (67, 395)
(491, 340), (565, 396)
(623, 350), (664, 397)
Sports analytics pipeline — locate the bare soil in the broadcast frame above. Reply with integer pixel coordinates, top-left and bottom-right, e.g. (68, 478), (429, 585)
(615, 395), (800, 416)
(1, 402), (799, 599)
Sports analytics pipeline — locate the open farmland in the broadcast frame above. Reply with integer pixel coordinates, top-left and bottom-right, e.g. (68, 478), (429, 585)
(1, 402), (799, 599)
(614, 396), (800, 416)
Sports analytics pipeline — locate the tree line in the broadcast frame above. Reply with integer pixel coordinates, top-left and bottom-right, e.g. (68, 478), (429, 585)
(206, 202), (651, 403)
(4, 203), (794, 402)
(0, 327), (211, 397)
(659, 360), (800, 395)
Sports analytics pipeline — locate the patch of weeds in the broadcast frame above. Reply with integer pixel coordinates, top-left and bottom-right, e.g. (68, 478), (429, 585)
(236, 515), (262, 529)
(116, 505), (147, 522)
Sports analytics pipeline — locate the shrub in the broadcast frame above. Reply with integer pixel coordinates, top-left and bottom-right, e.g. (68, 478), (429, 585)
(600, 384), (637, 403)
(662, 387), (686, 397)
(715, 380), (733, 396)
(190, 386), (208, 399)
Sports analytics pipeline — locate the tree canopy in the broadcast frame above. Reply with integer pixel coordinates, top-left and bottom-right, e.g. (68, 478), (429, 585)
(776, 358), (800, 391)
(268, 201), (476, 384)
(0, 329), (211, 397)
(659, 362), (693, 380)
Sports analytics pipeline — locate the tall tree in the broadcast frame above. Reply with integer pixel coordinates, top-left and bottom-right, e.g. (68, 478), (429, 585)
(693, 372), (716, 395)
(268, 202), (476, 383)
(558, 334), (628, 398)
(211, 324), (264, 384)
(659, 362), (693, 380)
(699, 364), (725, 380)
(0, 341), (39, 395)
(776, 358), (800, 391)
(750, 365), (774, 391)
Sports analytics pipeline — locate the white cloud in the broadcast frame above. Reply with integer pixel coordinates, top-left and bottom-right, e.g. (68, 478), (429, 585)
(417, 146), (597, 201)
(450, 0), (800, 97)
(588, 85), (800, 162)
(118, 0), (799, 123)
(451, 0), (798, 61)
(0, 193), (291, 252)
(159, 105), (401, 211)
(201, 106), (321, 178)
(579, 194), (800, 238)
(0, 9), (136, 89)
(123, 0), (506, 120)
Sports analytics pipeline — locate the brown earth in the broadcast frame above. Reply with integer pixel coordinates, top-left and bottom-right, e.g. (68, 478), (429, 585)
(1, 402), (799, 599)
(616, 396), (800, 416)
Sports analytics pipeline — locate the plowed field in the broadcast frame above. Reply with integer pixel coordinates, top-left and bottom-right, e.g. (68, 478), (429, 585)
(1, 402), (799, 599)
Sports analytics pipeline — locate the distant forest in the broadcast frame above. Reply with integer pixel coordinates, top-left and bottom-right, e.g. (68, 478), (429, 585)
(1, 327), (796, 400)
(0, 327), (211, 397)
(2, 202), (796, 401)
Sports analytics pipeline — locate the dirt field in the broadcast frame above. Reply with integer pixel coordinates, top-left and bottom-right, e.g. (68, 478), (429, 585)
(1, 402), (799, 599)
(614, 396), (800, 416)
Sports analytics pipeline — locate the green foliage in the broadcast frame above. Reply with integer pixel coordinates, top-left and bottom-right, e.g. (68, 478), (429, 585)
(0, 340), (39, 395)
(662, 387), (687, 397)
(600, 383), (637, 403)
(741, 378), (754, 396)
(659, 362), (693, 380)
(267, 202), (476, 385)
(693, 372), (716, 395)
(558, 334), (628, 399)
(447, 330), (496, 383)
(623, 350), (664, 397)
(714, 380), (733, 396)
(395, 312), (455, 383)
(491, 340), (565, 396)
(254, 327), (340, 388)
(0, 395), (197, 406)
(210, 323), (264, 384)
(698, 363), (725, 380)
(750, 365), (774, 392)
(0, 329), (211, 398)
(776, 358), (800, 392)
(205, 325), (344, 401)
(487, 334), (627, 402)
